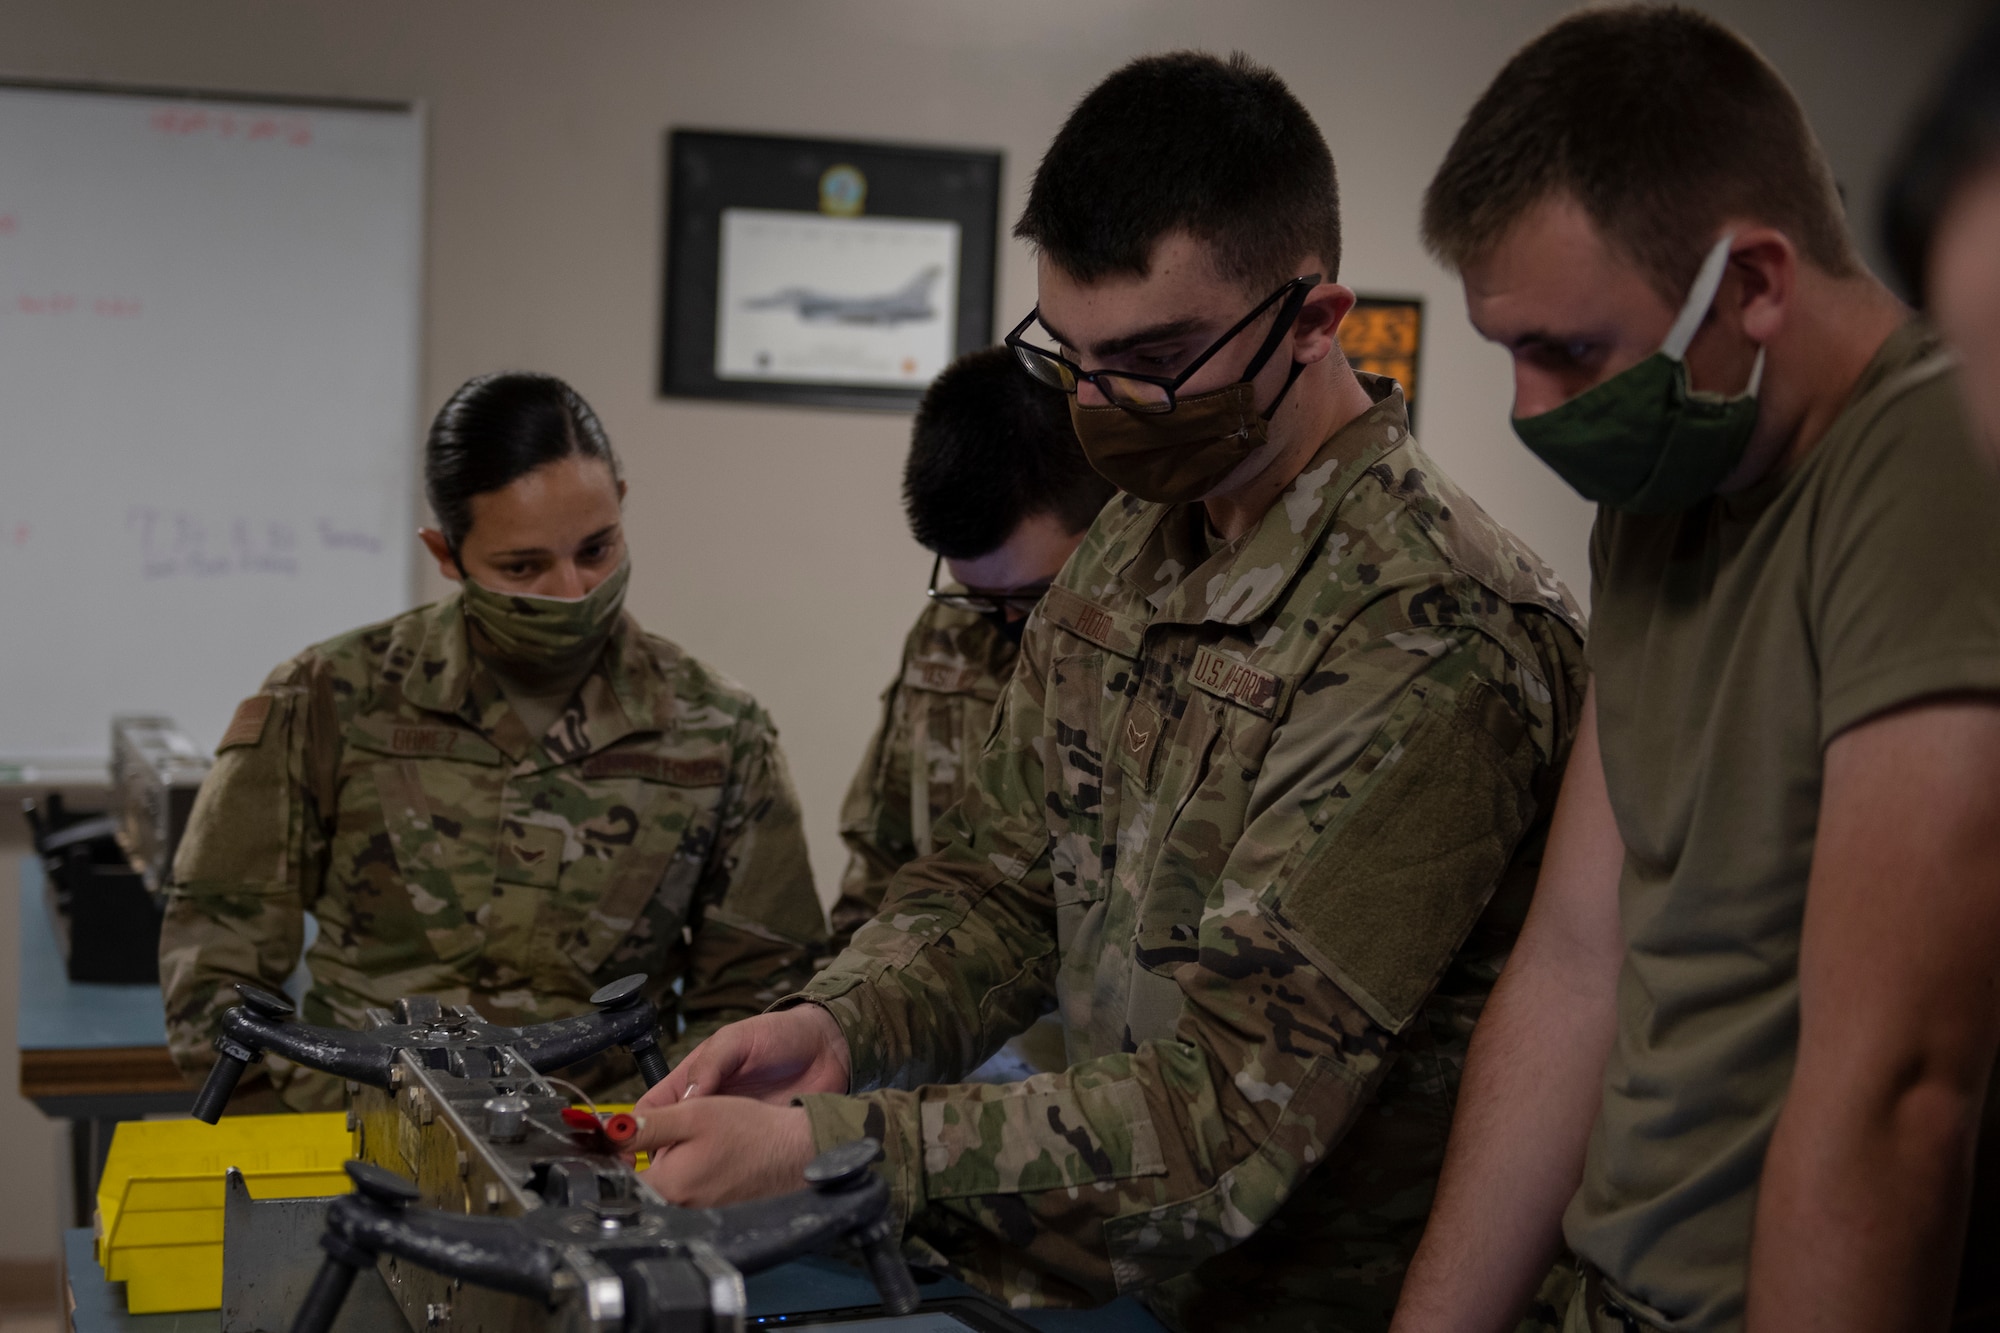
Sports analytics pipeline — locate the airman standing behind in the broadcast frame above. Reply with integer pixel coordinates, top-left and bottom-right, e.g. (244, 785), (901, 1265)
(832, 345), (1114, 956)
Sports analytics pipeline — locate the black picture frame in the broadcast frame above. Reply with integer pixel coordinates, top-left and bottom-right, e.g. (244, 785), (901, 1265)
(660, 129), (1002, 411)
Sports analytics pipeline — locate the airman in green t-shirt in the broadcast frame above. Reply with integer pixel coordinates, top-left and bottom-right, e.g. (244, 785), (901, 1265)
(1390, 10), (2000, 1333)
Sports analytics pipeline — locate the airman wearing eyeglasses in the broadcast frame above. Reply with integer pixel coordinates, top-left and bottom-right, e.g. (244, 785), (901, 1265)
(829, 346), (1114, 964)
(627, 53), (1586, 1330)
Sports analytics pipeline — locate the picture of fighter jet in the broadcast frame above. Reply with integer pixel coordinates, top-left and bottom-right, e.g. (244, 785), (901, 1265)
(743, 265), (942, 326)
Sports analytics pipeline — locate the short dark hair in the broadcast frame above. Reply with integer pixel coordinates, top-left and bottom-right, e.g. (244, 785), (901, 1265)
(1015, 51), (1340, 290)
(424, 372), (621, 552)
(903, 346), (1115, 560)
(1883, 5), (2000, 303)
(1422, 5), (1858, 303)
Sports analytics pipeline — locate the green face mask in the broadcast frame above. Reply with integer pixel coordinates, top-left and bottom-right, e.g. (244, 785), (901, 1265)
(1511, 234), (1766, 515)
(460, 557), (630, 689)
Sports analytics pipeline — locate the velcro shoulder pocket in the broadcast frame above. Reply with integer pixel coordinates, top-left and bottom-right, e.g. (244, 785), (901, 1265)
(1271, 679), (1537, 1033)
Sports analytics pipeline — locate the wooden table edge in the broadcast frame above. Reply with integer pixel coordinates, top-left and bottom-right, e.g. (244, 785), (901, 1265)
(20, 1045), (189, 1099)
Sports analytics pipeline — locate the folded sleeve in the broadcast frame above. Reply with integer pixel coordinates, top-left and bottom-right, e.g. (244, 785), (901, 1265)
(1812, 374), (2000, 743)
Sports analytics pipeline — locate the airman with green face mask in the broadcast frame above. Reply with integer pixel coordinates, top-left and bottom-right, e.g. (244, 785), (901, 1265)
(159, 373), (826, 1111)
(1393, 10), (2000, 1333)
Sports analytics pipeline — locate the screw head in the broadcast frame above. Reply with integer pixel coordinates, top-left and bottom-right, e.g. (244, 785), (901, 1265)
(482, 1093), (530, 1143)
(586, 1194), (643, 1224)
(588, 974), (648, 1010)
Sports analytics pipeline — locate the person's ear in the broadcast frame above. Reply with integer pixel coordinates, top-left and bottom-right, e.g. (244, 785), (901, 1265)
(417, 527), (461, 582)
(1727, 227), (1795, 346)
(1290, 281), (1359, 366)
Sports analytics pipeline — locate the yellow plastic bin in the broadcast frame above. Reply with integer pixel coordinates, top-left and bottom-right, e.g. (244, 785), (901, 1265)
(94, 1113), (354, 1313)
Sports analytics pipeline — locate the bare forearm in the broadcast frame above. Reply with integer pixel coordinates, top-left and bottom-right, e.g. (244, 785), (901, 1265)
(1393, 679), (1623, 1333)
(1390, 949), (1615, 1332)
(1749, 1072), (1986, 1330)
(1751, 700), (2000, 1331)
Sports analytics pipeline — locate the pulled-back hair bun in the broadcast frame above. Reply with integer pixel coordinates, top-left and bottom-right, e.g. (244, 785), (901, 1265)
(424, 372), (620, 552)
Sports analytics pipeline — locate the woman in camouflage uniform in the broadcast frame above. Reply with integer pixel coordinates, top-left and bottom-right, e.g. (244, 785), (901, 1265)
(159, 373), (825, 1109)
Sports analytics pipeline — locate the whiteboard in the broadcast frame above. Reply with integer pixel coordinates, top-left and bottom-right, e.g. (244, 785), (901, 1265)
(0, 83), (424, 780)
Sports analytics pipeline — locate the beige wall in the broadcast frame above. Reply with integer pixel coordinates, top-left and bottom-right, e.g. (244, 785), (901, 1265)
(0, 0), (1981, 1265)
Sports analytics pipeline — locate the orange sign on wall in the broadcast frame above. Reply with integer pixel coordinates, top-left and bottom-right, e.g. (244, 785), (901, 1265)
(1338, 297), (1423, 427)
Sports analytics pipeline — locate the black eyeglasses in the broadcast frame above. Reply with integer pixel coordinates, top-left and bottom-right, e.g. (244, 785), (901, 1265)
(926, 553), (1051, 618)
(1005, 274), (1321, 414)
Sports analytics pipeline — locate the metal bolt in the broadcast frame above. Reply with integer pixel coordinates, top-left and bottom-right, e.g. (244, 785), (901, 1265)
(482, 1093), (529, 1143)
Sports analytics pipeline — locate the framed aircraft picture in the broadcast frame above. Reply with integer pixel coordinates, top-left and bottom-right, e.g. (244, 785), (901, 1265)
(1338, 296), (1425, 428)
(662, 129), (1002, 410)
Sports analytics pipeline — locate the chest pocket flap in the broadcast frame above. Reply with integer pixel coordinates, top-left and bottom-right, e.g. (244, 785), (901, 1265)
(901, 655), (1002, 701)
(559, 744), (733, 974)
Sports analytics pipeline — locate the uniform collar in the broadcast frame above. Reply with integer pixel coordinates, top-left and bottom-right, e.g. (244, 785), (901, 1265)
(1102, 374), (1413, 627)
(397, 595), (676, 764)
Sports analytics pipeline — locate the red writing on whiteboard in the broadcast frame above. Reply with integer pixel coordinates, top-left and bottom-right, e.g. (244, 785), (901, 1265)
(148, 106), (312, 147)
(15, 293), (141, 317)
(0, 214), (16, 235)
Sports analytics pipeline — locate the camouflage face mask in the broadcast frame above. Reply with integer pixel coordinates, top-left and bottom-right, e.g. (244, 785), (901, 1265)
(460, 556), (630, 687)
(1511, 234), (1766, 515)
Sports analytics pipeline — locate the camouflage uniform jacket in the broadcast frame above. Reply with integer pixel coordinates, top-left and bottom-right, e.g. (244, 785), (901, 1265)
(160, 595), (825, 1109)
(790, 380), (1588, 1329)
(830, 600), (1016, 952)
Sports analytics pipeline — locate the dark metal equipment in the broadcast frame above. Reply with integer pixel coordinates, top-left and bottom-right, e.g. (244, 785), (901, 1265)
(19, 716), (208, 984)
(191, 974), (671, 1124)
(196, 976), (919, 1332)
(289, 1146), (915, 1333)
(22, 791), (163, 984)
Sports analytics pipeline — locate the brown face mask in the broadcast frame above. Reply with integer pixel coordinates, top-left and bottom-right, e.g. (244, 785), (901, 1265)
(1071, 359), (1313, 504)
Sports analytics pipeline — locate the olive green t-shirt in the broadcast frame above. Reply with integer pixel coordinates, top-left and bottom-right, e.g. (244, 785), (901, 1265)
(1563, 322), (2000, 1331)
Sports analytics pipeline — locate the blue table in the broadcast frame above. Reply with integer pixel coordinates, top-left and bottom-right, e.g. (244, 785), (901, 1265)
(61, 1229), (1165, 1331)
(15, 856), (192, 1225)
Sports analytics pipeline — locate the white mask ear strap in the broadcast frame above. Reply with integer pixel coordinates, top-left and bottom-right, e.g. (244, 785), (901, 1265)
(1744, 344), (1767, 397)
(1662, 234), (1735, 361)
